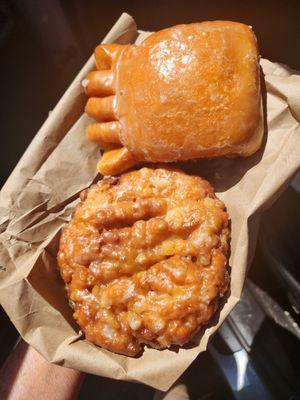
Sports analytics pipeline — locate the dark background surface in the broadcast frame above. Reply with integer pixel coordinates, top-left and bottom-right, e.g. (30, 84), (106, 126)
(0, 0), (300, 188)
(0, 1), (300, 399)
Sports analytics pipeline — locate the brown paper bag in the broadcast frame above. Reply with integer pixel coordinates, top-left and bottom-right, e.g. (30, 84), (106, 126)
(0, 13), (300, 391)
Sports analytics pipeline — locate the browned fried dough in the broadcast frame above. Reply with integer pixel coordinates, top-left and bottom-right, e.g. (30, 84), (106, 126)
(58, 167), (230, 356)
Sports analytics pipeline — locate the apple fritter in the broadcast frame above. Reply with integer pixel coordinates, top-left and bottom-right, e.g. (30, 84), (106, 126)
(58, 167), (230, 356)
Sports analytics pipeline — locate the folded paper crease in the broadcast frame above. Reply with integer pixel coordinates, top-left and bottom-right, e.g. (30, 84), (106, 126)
(0, 13), (300, 391)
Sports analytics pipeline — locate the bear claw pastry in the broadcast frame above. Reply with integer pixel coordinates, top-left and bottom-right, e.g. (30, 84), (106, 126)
(84, 21), (262, 175)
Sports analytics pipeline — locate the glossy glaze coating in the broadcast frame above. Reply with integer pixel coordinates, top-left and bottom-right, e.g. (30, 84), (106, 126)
(84, 21), (262, 175)
(58, 167), (230, 355)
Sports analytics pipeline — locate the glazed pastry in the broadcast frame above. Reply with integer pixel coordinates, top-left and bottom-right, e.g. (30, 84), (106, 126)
(84, 21), (262, 175)
(58, 167), (230, 356)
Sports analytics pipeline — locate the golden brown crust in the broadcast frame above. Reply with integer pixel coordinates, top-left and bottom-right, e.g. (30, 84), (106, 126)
(57, 167), (230, 356)
(116, 21), (262, 162)
(97, 147), (138, 176)
(83, 21), (263, 175)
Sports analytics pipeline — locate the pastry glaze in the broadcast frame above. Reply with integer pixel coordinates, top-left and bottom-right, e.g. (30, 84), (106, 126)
(58, 167), (230, 355)
(84, 21), (262, 175)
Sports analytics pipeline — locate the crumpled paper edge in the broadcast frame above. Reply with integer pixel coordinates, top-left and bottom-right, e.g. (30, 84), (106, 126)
(0, 13), (300, 391)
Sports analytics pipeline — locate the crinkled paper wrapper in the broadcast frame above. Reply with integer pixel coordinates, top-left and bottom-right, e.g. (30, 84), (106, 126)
(0, 13), (300, 391)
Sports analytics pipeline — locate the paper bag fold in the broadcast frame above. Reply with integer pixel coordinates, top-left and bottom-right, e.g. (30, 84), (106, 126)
(1, 13), (300, 391)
